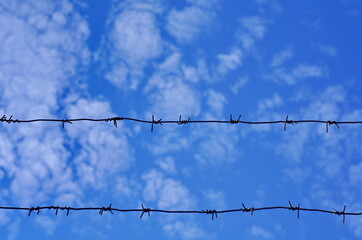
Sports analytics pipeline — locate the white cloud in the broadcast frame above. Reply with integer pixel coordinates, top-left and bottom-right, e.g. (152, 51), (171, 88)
(143, 85), (238, 167)
(143, 84), (240, 168)
(276, 86), (346, 163)
(203, 189), (226, 209)
(230, 76), (248, 94)
(238, 16), (268, 51)
(166, 2), (216, 43)
(182, 59), (211, 83)
(0, 5), (89, 115)
(277, 124), (311, 163)
(65, 97), (133, 190)
(7, 220), (20, 240)
(164, 221), (206, 239)
(247, 93), (283, 132)
(193, 122), (240, 166)
(270, 63), (325, 85)
(241, 16), (267, 39)
(187, 90), (239, 167)
(255, 0), (283, 13)
(0, 2), (135, 237)
(318, 43), (337, 56)
(146, 130), (190, 155)
(158, 52), (182, 72)
(142, 169), (194, 210)
(156, 156), (177, 174)
(258, 93), (283, 111)
(217, 48), (243, 74)
(7, 130), (81, 205)
(250, 225), (272, 239)
(282, 167), (311, 183)
(146, 79), (201, 119)
(268, 85), (362, 238)
(115, 176), (138, 198)
(0, 0), (89, 208)
(145, 53), (202, 119)
(187, 0), (218, 8)
(270, 46), (293, 67)
(112, 10), (162, 63)
(349, 162), (362, 185)
(205, 89), (227, 114)
(105, 62), (129, 88)
(142, 169), (207, 239)
(142, 53), (215, 158)
(292, 64), (325, 79)
(105, 3), (163, 90)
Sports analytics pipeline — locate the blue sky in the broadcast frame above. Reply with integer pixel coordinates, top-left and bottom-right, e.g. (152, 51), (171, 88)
(0, 0), (362, 239)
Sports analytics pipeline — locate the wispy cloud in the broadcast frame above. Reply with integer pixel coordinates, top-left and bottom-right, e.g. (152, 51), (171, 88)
(258, 93), (283, 111)
(144, 53), (202, 119)
(217, 48), (243, 74)
(205, 89), (228, 114)
(193, 122), (240, 166)
(187, 0), (218, 8)
(250, 225), (272, 239)
(255, 0), (283, 13)
(267, 85), (362, 237)
(163, 220), (207, 239)
(105, 2), (163, 90)
(0, 0), (90, 208)
(142, 168), (208, 239)
(203, 189), (226, 209)
(230, 76), (248, 94)
(250, 93), (284, 132)
(317, 43), (337, 56)
(156, 156), (177, 175)
(166, 0), (218, 43)
(270, 46), (293, 67)
(269, 63), (325, 85)
(65, 97), (133, 190)
(142, 169), (195, 209)
(111, 9), (162, 63)
(238, 16), (268, 51)
(0, 2), (134, 236)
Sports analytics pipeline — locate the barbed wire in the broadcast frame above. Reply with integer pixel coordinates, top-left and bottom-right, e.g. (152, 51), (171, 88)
(1, 114), (362, 132)
(0, 202), (359, 223)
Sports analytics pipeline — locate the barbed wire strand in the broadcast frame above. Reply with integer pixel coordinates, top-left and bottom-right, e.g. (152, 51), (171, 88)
(1, 114), (361, 133)
(0, 202), (358, 223)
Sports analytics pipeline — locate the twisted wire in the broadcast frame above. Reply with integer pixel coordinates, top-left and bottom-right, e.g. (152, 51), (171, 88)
(1, 114), (360, 132)
(0, 202), (357, 223)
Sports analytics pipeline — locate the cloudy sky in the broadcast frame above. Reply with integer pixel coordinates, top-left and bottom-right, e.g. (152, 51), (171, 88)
(0, 0), (362, 239)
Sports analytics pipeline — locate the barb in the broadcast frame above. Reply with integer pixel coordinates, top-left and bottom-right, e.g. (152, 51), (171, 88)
(140, 204), (151, 218)
(0, 203), (359, 222)
(241, 203), (255, 216)
(99, 204), (114, 215)
(1, 114), (361, 132)
(54, 205), (59, 215)
(1, 115), (19, 124)
(333, 205), (347, 224)
(151, 115), (162, 132)
(66, 207), (70, 216)
(62, 119), (73, 129)
(28, 207), (40, 217)
(229, 114), (241, 124)
(105, 117), (123, 128)
(202, 209), (218, 220)
(326, 120), (340, 133)
(284, 115), (296, 131)
(288, 201), (300, 219)
(177, 115), (190, 125)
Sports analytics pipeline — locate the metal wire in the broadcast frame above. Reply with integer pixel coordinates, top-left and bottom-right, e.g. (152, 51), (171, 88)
(0, 202), (357, 223)
(1, 114), (361, 132)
